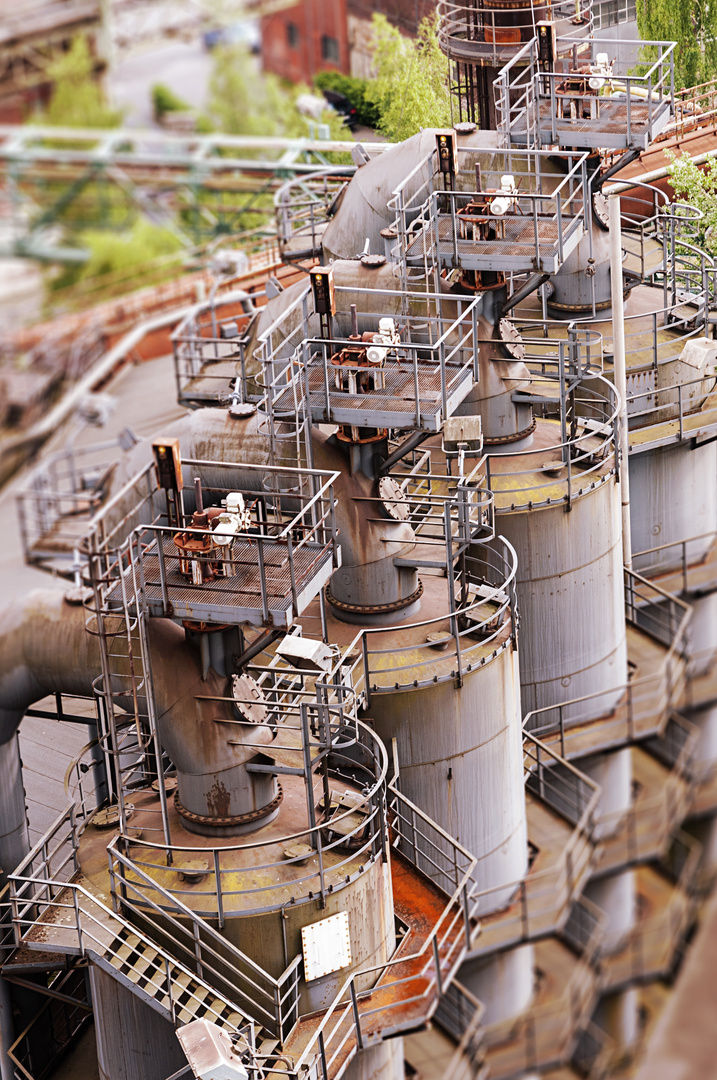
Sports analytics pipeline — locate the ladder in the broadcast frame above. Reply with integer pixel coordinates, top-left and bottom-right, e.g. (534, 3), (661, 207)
(85, 530), (172, 846)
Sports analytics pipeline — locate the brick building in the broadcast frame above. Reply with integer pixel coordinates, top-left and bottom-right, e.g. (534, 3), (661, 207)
(260, 0), (437, 83)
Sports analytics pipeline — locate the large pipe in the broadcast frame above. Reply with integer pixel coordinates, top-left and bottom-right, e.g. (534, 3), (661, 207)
(0, 591), (277, 838)
(609, 194), (632, 569)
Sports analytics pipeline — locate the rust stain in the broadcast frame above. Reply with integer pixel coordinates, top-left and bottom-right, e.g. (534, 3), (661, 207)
(206, 779), (231, 819)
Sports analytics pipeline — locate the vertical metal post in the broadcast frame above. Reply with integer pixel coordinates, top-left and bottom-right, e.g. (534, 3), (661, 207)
(609, 194), (632, 569)
(214, 850), (224, 930)
(349, 982), (364, 1051)
(432, 935), (443, 997)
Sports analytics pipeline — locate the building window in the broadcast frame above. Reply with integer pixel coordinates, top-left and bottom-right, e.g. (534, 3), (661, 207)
(287, 22), (299, 48)
(593, 0), (636, 28)
(321, 35), (340, 63)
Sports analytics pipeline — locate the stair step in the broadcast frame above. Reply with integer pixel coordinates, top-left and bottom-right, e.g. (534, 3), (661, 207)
(132, 949), (160, 978)
(171, 969), (197, 992)
(183, 984), (211, 1008)
(258, 1038), (280, 1056)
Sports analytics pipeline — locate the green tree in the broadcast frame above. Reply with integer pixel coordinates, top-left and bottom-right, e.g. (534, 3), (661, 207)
(365, 14), (451, 142)
(50, 218), (184, 295)
(636, 0), (717, 89)
(313, 70), (381, 128)
(42, 35), (123, 128)
(666, 149), (717, 253)
(204, 45), (347, 141)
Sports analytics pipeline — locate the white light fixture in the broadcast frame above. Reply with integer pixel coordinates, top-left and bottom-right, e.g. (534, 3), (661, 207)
(176, 1019), (249, 1080)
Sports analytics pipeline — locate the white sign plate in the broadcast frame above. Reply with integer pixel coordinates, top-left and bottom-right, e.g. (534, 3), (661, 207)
(301, 911), (352, 982)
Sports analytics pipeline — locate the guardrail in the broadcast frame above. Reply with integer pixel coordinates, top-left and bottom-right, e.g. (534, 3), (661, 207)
(502, 38), (677, 150)
(83, 456), (340, 627)
(171, 288), (263, 408)
(601, 830), (701, 990)
(597, 715), (696, 874)
(437, 0), (593, 68)
(323, 537), (518, 699)
(256, 283), (482, 436)
(15, 433), (137, 570)
(390, 145), (590, 278)
(7, 808), (259, 1044)
(436, 983), (488, 1080)
(483, 369), (619, 512)
(466, 732), (599, 955)
(667, 76), (717, 139)
(274, 168), (355, 261)
(107, 712), (389, 919)
(631, 530), (717, 592)
(524, 568), (691, 754)
(483, 931), (599, 1077)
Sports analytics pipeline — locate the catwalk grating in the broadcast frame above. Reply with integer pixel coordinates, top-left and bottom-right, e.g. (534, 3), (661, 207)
(404, 214), (583, 273)
(105, 533), (335, 626)
(511, 98), (672, 150)
(272, 356), (474, 431)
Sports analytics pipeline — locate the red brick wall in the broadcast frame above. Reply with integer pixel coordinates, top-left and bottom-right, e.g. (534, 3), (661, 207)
(261, 0), (350, 84)
(347, 0), (437, 36)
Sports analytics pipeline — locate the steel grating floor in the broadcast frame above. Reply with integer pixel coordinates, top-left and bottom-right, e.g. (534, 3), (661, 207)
(272, 358), (473, 430)
(404, 213), (582, 272)
(105, 534), (334, 625)
(511, 98), (672, 149)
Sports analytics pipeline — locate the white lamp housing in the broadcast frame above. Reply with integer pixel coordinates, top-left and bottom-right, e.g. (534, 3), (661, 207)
(176, 1019), (249, 1080)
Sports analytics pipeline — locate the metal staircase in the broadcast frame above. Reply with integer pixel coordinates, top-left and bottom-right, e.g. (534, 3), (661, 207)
(6, 826), (252, 1042)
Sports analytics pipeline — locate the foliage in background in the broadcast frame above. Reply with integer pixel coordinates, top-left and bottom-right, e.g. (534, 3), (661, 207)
(203, 45), (348, 141)
(313, 70), (380, 128)
(151, 83), (191, 120)
(49, 219), (184, 294)
(636, 0), (717, 89)
(41, 35), (123, 128)
(666, 150), (717, 253)
(364, 14), (451, 142)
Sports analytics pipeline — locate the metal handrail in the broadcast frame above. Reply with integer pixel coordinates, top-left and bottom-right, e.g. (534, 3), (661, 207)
(463, 731), (600, 952)
(274, 168), (356, 259)
(483, 370), (619, 512)
(437, 0), (593, 67)
(8, 808), (258, 1045)
(319, 537), (519, 701)
(105, 714), (388, 918)
(256, 284), (483, 435)
(601, 830), (700, 986)
(289, 781), (477, 1078)
(524, 568), (691, 755)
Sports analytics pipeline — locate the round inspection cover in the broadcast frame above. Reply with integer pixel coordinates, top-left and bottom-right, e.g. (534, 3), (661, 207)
(232, 673), (268, 725)
(498, 318), (526, 362)
(593, 190), (610, 230)
(378, 476), (409, 521)
(361, 253), (386, 268)
(92, 803), (133, 829)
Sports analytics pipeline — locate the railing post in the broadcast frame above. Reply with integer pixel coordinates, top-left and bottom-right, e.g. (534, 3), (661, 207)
(165, 956), (176, 1024)
(72, 888), (84, 956)
(318, 1030), (329, 1080)
(349, 981), (364, 1051)
(362, 633), (371, 707)
(462, 883), (472, 948)
(193, 920), (203, 979)
(214, 850), (224, 930)
(432, 935), (443, 997)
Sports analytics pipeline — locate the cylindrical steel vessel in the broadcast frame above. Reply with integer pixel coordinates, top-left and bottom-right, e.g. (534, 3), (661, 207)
(498, 480), (627, 720)
(630, 441), (717, 576)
